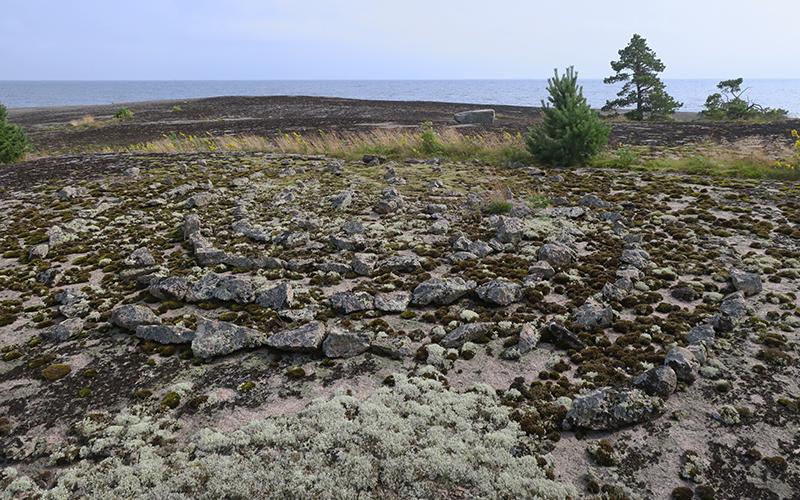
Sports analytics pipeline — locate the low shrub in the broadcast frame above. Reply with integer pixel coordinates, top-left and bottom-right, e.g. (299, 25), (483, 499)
(114, 107), (134, 120)
(702, 78), (788, 121)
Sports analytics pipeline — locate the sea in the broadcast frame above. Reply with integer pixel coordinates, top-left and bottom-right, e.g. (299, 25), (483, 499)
(1, 80), (799, 116)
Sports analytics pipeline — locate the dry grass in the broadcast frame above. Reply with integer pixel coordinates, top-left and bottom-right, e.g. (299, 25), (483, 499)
(106, 128), (534, 164)
(68, 114), (101, 129)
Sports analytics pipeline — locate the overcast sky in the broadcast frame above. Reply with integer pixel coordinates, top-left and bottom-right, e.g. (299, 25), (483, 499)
(2, 0), (798, 80)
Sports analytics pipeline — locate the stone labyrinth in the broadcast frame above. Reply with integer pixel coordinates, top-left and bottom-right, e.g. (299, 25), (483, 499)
(0, 152), (798, 497)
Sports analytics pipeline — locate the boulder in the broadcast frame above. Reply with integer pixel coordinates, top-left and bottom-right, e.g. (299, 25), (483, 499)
(329, 291), (374, 314)
(495, 216), (524, 244)
(135, 324), (195, 344)
(544, 322), (585, 351)
(632, 366), (677, 399)
(124, 247), (156, 268)
(441, 322), (493, 348)
(537, 242), (574, 269)
(111, 304), (161, 331)
(192, 317), (267, 358)
(42, 318), (84, 342)
(148, 276), (190, 301)
(664, 346), (699, 383)
(475, 278), (521, 306)
(563, 387), (665, 431)
(330, 190), (353, 210)
(265, 321), (327, 353)
(501, 323), (540, 360)
(574, 298), (614, 331)
(411, 277), (476, 306)
(256, 282), (294, 310)
(453, 109), (495, 125)
(377, 255), (421, 274)
(322, 327), (370, 358)
(28, 244), (49, 261)
(687, 323), (715, 346)
(527, 261), (555, 282)
(352, 253), (378, 276)
(620, 249), (651, 270)
(730, 270), (762, 297)
(374, 291), (411, 313)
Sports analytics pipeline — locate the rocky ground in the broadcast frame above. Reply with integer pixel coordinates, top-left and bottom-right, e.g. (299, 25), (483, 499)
(0, 148), (797, 499)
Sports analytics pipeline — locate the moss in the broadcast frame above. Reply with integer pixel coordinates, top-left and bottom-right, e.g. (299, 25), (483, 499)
(134, 389), (153, 399)
(239, 380), (256, 392)
(42, 363), (71, 381)
(160, 391), (181, 410)
(762, 455), (788, 472)
(286, 366), (306, 379)
(2, 350), (22, 361)
(0, 417), (11, 436)
(671, 487), (693, 500)
(82, 368), (98, 378)
(77, 387), (92, 398)
(587, 439), (617, 466)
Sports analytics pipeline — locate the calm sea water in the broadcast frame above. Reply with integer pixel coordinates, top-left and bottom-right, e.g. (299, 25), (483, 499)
(2, 80), (799, 116)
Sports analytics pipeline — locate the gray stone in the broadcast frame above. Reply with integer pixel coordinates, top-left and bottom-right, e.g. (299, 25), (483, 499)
(687, 323), (715, 346)
(429, 219), (450, 235)
(148, 276), (190, 301)
(453, 109), (495, 125)
(192, 317), (267, 358)
(231, 219), (271, 243)
(330, 190), (353, 210)
(329, 291), (374, 314)
(47, 226), (75, 247)
(578, 194), (613, 209)
(621, 249), (651, 269)
(42, 317), (84, 342)
(664, 347), (699, 383)
(441, 323), (493, 348)
(495, 216), (524, 244)
(341, 219), (365, 235)
(322, 327), (370, 358)
(330, 234), (366, 252)
(730, 270), (762, 296)
(411, 277), (476, 306)
(374, 291), (411, 313)
(563, 387), (665, 431)
(377, 255), (421, 274)
(545, 322), (585, 351)
(501, 323), (540, 360)
(467, 240), (493, 258)
(374, 187), (404, 214)
(265, 321), (327, 352)
(111, 304), (161, 331)
(574, 298), (614, 331)
(632, 366), (677, 399)
(124, 247), (156, 267)
(135, 324), (195, 344)
(527, 261), (555, 282)
(256, 282), (294, 310)
(352, 253), (378, 276)
(719, 291), (748, 319)
(537, 242), (574, 269)
(28, 243), (49, 261)
(475, 278), (521, 306)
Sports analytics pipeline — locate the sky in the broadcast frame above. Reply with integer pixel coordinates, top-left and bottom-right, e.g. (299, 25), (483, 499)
(1, 0), (798, 80)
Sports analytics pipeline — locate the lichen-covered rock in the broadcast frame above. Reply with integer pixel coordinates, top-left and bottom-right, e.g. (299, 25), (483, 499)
(632, 366), (677, 399)
(563, 387), (665, 431)
(411, 277), (475, 306)
(441, 323), (493, 348)
(664, 346), (699, 383)
(501, 323), (540, 360)
(729, 269), (762, 296)
(192, 317), (267, 358)
(322, 327), (370, 358)
(256, 282), (294, 310)
(111, 304), (161, 331)
(526, 260), (555, 282)
(454, 108), (495, 124)
(352, 253), (378, 276)
(475, 278), (521, 306)
(329, 291), (374, 314)
(266, 321), (327, 353)
(330, 190), (353, 210)
(687, 323), (715, 346)
(376, 255), (421, 274)
(495, 216), (524, 244)
(28, 243), (49, 261)
(374, 291), (411, 313)
(124, 247), (155, 267)
(148, 276), (190, 301)
(135, 324), (195, 344)
(573, 298), (614, 331)
(42, 318), (84, 343)
(620, 248), (651, 269)
(544, 322), (585, 351)
(537, 242), (574, 269)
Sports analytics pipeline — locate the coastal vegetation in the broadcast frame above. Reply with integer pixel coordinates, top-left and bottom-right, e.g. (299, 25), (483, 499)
(702, 78), (789, 121)
(525, 67), (610, 166)
(602, 34), (683, 120)
(114, 107), (134, 120)
(0, 103), (29, 164)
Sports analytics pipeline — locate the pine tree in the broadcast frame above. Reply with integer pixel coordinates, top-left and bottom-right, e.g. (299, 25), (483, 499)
(603, 34), (682, 120)
(526, 67), (610, 167)
(0, 104), (30, 164)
